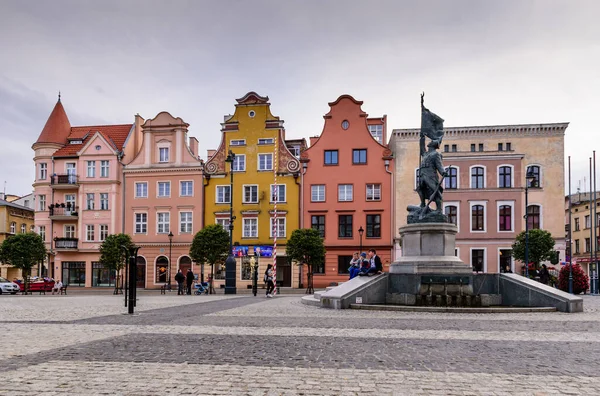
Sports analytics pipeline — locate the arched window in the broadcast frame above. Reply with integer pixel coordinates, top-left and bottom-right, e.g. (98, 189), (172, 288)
(527, 205), (541, 230)
(527, 165), (541, 187)
(471, 167), (485, 189)
(498, 166), (512, 188)
(20, 224), (26, 233)
(156, 256), (169, 283)
(472, 205), (484, 231)
(444, 167), (458, 189)
(179, 256), (192, 274)
(499, 205), (512, 231)
(136, 256), (146, 288)
(10, 222), (16, 234)
(445, 205), (458, 225)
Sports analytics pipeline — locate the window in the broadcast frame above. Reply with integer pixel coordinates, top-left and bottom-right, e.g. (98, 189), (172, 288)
(20, 223), (26, 233)
(100, 160), (109, 177)
(499, 205), (512, 231)
(270, 217), (286, 238)
(87, 161), (96, 177)
(158, 182), (170, 197)
(575, 217), (580, 231)
(9, 222), (16, 234)
(65, 225), (75, 238)
(157, 212), (170, 234)
(86, 225), (95, 241)
(230, 139), (246, 146)
(445, 205), (458, 225)
(366, 214), (381, 238)
(471, 167), (485, 189)
(324, 150), (338, 165)
(451, 144), (457, 152)
(444, 167), (458, 189)
(498, 166), (512, 188)
(368, 124), (383, 143)
(258, 153), (273, 170)
(471, 144), (476, 152)
(585, 215), (591, 229)
(311, 215), (325, 237)
(135, 213), (147, 234)
(258, 138), (274, 145)
(338, 184), (353, 201)
(498, 143), (503, 151)
(311, 185), (325, 202)
(135, 182), (148, 198)
(24, 200), (29, 207)
(366, 184), (381, 201)
(342, 120), (350, 130)
(180, 212), (192, 233)
(338, 215), (353, 238)
(338, 255), (354, 274)
(39, 225), (46, 241)
(232, 155), (245, 171)
(527, 205), (541, 230)
(575, 239), (580, 254)
(287, 145), (300, 157)
(585, 238), (591, 253)
(270, 185), (286, 202)
(471, 205), (485, 231)
(39, 195), (46, 211)
(243, 218), (258, 238)
(180, 181), (193, 197)
(99, 225), (108, 241)
(506, 142), (512, 151)
(39, 163), (47, 180)
(86, 193), (95, 210)
(444, 145), (449, 152)
(478, 144), (483, 152)
(159, 147), (169, 162)
(216, 218), (230, 233)
(216, 186), (231, 203)
(472, 249), (485, 272)
(352, 149), (367, 164)
(527, 165), (541, 187)
(65, 194), (76, 209)
(99, 193), (108, 210)
(243, 185), (258, 203)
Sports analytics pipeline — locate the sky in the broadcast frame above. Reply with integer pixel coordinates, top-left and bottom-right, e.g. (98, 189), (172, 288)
(0, 0), (599, 197)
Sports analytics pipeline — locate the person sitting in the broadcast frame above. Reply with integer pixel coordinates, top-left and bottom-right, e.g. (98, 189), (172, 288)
(358, 253), (377, 276)
(52, 279), (63, 295)
(348, 252), (362, 280)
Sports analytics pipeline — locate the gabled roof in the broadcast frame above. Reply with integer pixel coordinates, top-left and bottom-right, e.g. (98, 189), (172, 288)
(34, 100), (71, 145)
(0, 199), (34, 212)
(236, 91), (269, 105)
(53, 124), (133, 157)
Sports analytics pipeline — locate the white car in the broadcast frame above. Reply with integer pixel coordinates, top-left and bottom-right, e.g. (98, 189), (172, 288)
(0, 277), (20, 295)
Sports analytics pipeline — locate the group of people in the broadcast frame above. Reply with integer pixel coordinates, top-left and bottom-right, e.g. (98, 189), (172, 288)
(348, 249), (383, 279)
(174, 268), (195, 295)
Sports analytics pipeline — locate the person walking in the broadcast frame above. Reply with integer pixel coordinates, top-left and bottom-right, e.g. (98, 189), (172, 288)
(175, 269), (185, 295)
(264, 264), (275, 298)
(539, 264), (550, 285)
(186, 269), (194, 295)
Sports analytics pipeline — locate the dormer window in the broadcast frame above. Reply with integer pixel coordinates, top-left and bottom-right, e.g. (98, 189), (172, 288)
(159, 147), (169, 162)
(70, 140), (83, 145)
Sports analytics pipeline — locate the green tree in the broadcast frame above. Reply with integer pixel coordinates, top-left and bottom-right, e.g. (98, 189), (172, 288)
(0, 232), (47, 292)
(189, 224), (229, 293)
(286, 228), (326, 294)
(512, 229), (556, 272)
(99, 233), (133, 293)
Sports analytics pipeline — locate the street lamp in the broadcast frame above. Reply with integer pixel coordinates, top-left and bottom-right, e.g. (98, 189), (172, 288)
(524, 169), (537, 278)
(224, 150), (237, 295)
(358, 226), (364, 254)
(168, 231), (173, 291)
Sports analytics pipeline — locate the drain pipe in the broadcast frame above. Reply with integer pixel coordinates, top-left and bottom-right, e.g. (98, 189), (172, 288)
(385, 159), (394, 262)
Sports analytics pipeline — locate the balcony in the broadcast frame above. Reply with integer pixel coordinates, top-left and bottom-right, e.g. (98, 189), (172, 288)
(49, 205), (79, 220)
(54, 237), (78, 250)
(51, 174), (79, 189)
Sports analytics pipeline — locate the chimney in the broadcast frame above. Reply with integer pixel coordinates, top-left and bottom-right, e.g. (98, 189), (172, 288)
(207, 149), (216, 159)
(309, 136), (320, 147)
(189, 137), (198, 156)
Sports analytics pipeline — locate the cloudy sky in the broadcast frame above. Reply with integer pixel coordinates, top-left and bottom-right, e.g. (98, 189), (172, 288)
(1, 0), (598, 196)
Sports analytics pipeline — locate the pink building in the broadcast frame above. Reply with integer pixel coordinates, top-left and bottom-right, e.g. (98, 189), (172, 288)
(32, 98), (140, 286)
(301, 95), (394, 288)
(123, 112), (204, 289)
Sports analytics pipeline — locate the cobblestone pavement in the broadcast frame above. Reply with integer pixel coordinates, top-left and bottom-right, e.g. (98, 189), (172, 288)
(1, 293), (600, 395)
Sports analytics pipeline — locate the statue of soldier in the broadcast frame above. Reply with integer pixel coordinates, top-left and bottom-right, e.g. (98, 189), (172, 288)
(417, 138), (446, 211)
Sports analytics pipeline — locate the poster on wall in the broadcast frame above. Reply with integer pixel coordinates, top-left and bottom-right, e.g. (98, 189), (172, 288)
(253, 246), (273, 257)
(232, 246), (249, 257)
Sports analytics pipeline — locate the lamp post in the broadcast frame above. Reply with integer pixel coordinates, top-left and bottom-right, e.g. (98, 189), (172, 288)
(168, 231), (173, 291)
(524, 169), (536, 278)
(358, 226), (364, 254)
(224, 150), (237, 294)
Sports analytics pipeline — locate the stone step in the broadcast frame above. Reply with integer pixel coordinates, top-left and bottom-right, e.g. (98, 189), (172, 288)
(313, 292), (322, 300)
(349, 304), (557, 313)
(300, 295), (321, 307)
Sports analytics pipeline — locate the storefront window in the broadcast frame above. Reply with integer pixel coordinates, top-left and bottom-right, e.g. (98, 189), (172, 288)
(92, 262), (115, 287)
(62, 262), (86, 286)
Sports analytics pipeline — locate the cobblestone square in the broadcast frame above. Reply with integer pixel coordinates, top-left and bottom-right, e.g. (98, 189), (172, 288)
(1, 292), (600, 395)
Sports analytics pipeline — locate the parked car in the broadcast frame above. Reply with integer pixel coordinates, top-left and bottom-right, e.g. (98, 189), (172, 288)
(0, 277), (20, 294)
(18, 279), (55, 293)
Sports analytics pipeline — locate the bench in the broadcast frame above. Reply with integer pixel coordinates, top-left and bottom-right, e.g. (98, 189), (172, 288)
(160, 284), (167, 294)
(60, 285), (68, 295)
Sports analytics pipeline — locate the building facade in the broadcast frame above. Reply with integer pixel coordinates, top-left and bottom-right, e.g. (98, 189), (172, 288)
(0, 199), (36, 279)
(301, 95), (394, 288)
(566, 192), (600, 281)
(123, 112), (204, 288)
(203, 92), (302, 290)
(390, 123), (568, 273)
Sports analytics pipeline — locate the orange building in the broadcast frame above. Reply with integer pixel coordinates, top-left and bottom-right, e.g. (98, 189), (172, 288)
(301, 95), (394, 288)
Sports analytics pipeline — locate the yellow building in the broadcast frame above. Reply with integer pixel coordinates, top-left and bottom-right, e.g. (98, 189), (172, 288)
(203, 92), (303, 289)
(0, 199), (38, 280)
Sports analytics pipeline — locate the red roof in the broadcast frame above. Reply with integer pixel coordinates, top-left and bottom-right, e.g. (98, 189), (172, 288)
(35, 100), (71, 145)
(53, 124), (133, 157)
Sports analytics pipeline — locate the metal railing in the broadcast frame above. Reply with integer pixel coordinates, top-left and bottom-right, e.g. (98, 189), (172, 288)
(51, 174), (79, 185)
(54, 238), (78, 249)
(49, 206), (79, 217)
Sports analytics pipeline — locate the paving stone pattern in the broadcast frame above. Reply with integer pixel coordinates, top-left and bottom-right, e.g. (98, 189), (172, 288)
(1, 293), (600, 395)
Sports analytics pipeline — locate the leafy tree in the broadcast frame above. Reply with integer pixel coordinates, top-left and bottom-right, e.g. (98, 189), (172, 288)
(286, 228), (325, 294)
(512, 229), (556, 272)
(189, 224), (229, 293)
(99, 233), (133, 293)
(0, 232), (47, 292)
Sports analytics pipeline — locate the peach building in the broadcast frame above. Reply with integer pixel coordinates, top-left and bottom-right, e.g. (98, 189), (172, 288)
(301, 95), (394, 288)
(123, 112), (204, 288)
(32, 98), (140, 286)
(390, 123), (568, 273)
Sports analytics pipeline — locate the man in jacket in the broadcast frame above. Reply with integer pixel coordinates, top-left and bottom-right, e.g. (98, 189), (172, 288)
(175, 269), (185, 295)
(186, 269), (194, 295)
(369, 249), (383, 274)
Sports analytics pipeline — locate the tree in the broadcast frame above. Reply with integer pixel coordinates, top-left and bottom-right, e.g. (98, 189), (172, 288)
(286, 228), (325, 294)
(99, 233), (133, 293)
(0, 232), (47, 292)
(189, 224), (229, 294)
(511, 229), (556, 272)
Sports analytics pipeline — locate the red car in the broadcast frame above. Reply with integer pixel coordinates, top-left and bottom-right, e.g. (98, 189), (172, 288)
(18, 280), (55, 292)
